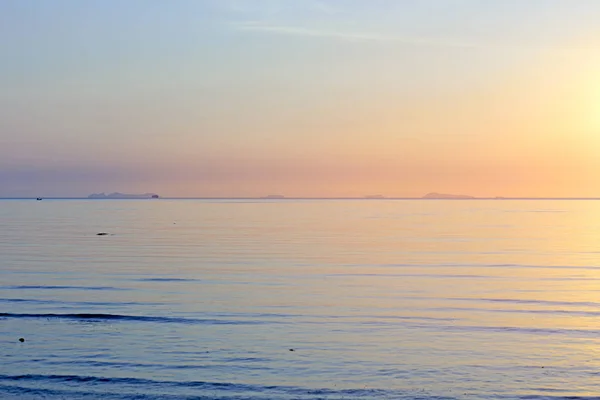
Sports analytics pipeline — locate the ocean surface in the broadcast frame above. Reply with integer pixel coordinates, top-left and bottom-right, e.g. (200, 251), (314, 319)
(2, 199), (600, 400)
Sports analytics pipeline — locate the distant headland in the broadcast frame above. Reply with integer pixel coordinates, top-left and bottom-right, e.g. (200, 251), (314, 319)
(422, 192), (475, 199)
(88, 192), (159, 199)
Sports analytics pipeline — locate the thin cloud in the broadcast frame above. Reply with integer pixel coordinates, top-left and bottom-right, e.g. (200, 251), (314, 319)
(224, 0), (339, 17)
(310, 1), (339, 15)
(233, 21), (480, 49)
(226, 1), (246, 13)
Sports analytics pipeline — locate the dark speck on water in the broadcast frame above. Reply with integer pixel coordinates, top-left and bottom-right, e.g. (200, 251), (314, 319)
(19, 338), (24, 342)
(96, 232), (109, 236)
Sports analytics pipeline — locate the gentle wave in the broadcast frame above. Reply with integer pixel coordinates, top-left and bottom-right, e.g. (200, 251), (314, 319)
(331, 273), (498, 279)
(451, 297), (600, 308)
(336, 272), (600, 281)
(502, 209), (566, 213)
(44, 358), (270, 370)
(1, 374), (596, 400)
(437, 323), (600, 338)
(431, 306), (600, 317)
(515, 397), (600, 400)
(0, 313), (274, 325)
(136, 278), (200, 282)
(399, 296), (600, 308)
(1, 285), (128, 291)
(0, 386), (200, 400)
(375, 263), (600, 270)
(0, 298), (163, 306)
(0, 309), (567, 335)
(0, 306), (452, 323)
(0, 374), (249, 389)
(0, 374), (453, 400)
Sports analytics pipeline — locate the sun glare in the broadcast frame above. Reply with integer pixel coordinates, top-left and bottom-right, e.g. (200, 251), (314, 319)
(583, 87), (600, 137)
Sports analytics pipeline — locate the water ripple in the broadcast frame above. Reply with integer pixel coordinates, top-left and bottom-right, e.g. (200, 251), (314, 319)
(0, 313), (275, 325)
(1, 285), (128, 291)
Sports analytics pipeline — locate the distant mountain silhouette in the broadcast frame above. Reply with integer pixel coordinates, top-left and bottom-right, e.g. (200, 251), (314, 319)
(261, 195), (285, 199)
(88, 192), (159, 199)
(422, 192), (475, 199)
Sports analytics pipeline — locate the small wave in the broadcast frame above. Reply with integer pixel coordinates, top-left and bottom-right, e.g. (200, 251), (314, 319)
(0, 373), (298, 391)
(0, 298), (50, 303)
(431, 306), (600, 317)
(43, 357), (275, 371)
(0, 381), (256, 400)
(374, 263), (600, 271)
(438, 323), (600, 338)
(1, 285), (128, 291)
(451, 297), (600, 308)
(0, 298), (163, 306)
(540, 277), (600, 281)
(137, 278), (199, 282)
(514, 396), (600, 400)
(43, 360), (232, 371)
(502, 209), (566, 213)
(0, 386), (192, 400)
(482, 264), (600, 271)
(330, 273), (496, 279)
(0, 374), (455, 400)
(45, 360), (172, 369)
(0, 313), (273, 325)
(349, 315), (457, 323)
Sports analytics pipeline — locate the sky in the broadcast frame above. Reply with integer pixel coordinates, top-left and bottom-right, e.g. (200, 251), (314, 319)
(1, 0), (600, 198)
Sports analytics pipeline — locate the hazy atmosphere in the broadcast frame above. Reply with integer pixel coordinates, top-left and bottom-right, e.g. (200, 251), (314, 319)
(4, 4), (600, 399)
(1, 0), (600, 197)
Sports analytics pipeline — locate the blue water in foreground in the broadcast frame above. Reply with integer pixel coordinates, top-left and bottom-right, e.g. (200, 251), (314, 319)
(2, 199), (600, 399)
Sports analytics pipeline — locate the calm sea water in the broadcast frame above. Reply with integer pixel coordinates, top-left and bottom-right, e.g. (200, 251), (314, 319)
(1, 199), (600, 400)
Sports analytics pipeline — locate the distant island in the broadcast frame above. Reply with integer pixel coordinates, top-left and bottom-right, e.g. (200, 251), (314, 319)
(365, 195), (386, 199)
(88, 192), (159, 199)
(261, 195), (286, 199)
(422, 192), (475, 199)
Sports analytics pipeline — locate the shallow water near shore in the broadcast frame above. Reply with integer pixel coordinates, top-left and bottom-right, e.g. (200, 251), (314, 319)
(2, 199), (600, 399)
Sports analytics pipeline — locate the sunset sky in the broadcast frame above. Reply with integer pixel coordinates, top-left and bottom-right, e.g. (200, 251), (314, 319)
(1, 0), (600, 197)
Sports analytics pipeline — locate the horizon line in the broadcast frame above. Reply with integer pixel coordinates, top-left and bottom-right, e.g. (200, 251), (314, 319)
(4, 197), (600, 201)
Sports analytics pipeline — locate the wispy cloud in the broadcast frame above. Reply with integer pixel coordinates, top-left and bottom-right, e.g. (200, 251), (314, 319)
(232, 21), (480, 49)
(225, 1), (247, 14)
(310, 1), (340, 16)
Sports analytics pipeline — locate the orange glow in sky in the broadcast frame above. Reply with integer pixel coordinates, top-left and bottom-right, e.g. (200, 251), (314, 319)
(1, 1), (599, 197)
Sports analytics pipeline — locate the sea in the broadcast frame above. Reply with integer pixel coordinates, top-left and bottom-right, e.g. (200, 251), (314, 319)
(1, 199), (600, 400)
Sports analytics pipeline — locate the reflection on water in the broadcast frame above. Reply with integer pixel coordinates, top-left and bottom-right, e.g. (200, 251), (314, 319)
(1, 199), (600, 399)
